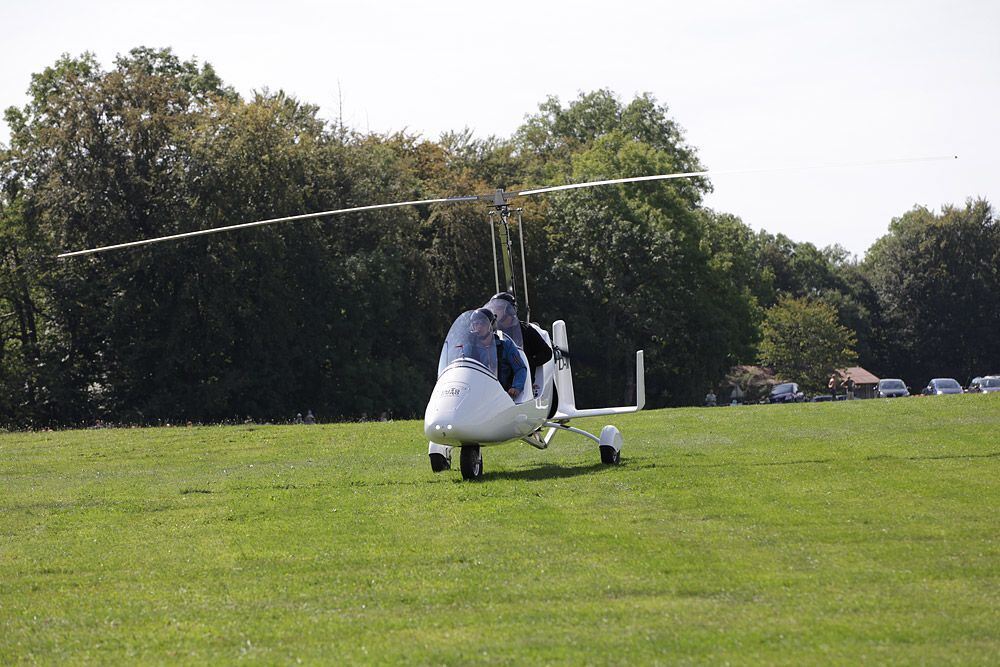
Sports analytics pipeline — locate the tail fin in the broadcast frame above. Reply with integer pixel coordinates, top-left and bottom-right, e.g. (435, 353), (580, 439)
(551, 320), (645, 420)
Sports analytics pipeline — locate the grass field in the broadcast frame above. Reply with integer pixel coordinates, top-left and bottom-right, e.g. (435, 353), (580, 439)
(2, 396), (998, 664)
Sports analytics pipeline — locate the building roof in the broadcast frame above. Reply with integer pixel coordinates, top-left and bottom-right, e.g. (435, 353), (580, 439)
(838, 366), (880, 384)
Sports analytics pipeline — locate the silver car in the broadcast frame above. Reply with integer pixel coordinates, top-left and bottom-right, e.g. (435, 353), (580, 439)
(971, 376), (1000, 394)
(876, 378), (909, 398)
(922, 378), (963, 395)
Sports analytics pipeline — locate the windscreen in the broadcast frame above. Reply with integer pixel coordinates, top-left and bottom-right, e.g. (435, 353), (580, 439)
(880, 380), (905, 389)
(437, 310), (498, 377)
(982, 378), (1000, 388)
(771, 383), (794, 394)
(936, 379), (961, 390)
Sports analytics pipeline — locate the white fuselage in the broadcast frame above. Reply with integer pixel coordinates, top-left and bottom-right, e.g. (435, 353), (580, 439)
(424, 319), (644, 452)
(424, 356), (554, 446)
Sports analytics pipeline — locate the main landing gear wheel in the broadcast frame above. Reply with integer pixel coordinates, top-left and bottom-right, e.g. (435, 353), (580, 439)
(460, 445), (484, 481)
(599, 425), (623, 465)
(599, 445), (621, 465)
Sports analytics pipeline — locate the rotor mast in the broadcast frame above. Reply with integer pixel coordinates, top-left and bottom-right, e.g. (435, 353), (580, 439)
(487, 192), (516, 296)
(483, 188), (529, 319)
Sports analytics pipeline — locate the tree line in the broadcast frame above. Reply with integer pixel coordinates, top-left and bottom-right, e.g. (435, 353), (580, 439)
(1, 48), (997, 427)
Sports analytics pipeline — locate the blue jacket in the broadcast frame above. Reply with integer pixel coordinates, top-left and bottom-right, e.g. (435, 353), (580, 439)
(495, 335), (527, 394)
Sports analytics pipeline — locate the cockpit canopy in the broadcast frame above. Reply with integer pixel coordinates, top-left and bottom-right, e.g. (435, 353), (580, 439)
(484, 295), (523, 348)
(438, 310), (498, 377)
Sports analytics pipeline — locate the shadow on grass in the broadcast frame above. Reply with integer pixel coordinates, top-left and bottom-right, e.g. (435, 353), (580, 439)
(483, 460), (655, 482)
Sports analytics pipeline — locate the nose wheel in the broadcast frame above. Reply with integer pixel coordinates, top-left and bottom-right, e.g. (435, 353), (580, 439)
(428, 442), (452, 472)
(429, 452), (451, 472)
(460, 445), (484, 481)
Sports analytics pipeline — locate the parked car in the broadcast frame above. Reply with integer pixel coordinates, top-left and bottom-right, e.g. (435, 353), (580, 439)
(922, 378), (963, 396)
(969, 376), (1000, 394)
(768, 382), (805, 403)
(967, 376), (984, 392)
(876, 378), (910, 398)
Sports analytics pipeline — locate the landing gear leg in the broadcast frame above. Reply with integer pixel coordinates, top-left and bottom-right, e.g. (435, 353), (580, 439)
(460, 445), (484, 481)
(541, 421), (624, 465)
(428, 442), (452, 472)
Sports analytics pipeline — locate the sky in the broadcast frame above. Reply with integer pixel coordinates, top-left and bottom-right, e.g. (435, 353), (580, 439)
(2, 0), (997, 257)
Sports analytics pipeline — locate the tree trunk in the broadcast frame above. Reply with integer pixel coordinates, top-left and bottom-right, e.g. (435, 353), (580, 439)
(7, 243), (40, 409)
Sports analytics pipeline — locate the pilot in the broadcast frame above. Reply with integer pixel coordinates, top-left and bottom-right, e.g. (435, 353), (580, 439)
(469, 308), (526, 399)
(485, 292), (553, 391)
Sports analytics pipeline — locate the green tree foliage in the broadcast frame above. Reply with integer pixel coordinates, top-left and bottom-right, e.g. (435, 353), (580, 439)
(864, 200), (1000, 386)
(0, 49), (442, 424)
(515, 92), (754, 406)
(697, 212), (884, 381)
(697, 210), (766, 347)
(515, 90), (705, 194)
(758, 295), (858, 393)
(0, 49), (991, 426)
(745, 232), (882, 370)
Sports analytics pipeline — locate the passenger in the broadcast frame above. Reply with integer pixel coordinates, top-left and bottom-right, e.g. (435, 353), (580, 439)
(485, 292), (553, 390)
(469, 307), (527, 399)
(467, 309), (498, 367)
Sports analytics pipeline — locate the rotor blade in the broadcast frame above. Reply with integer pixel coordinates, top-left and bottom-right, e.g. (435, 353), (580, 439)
(57, 194), (480, 258)
(58, 154), (957, 258)
(513, 155), (958, 197)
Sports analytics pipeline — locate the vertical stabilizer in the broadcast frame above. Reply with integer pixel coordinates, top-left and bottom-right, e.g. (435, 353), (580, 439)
(552, 320), (577, 415)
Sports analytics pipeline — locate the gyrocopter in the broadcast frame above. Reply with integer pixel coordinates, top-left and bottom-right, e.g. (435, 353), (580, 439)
(57, 157), (954, 480)
(59, 172), (661, 480)
(420, 187), (646, 481)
